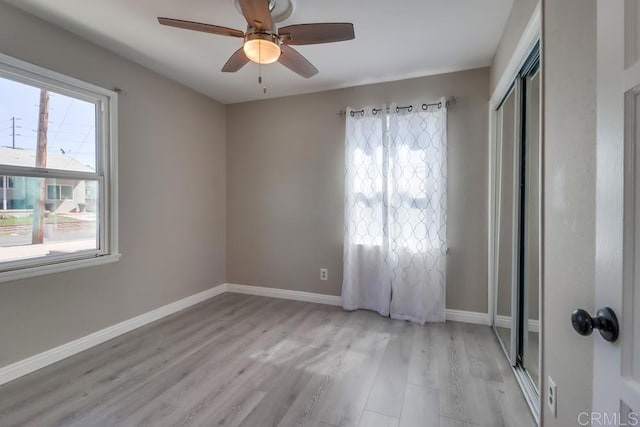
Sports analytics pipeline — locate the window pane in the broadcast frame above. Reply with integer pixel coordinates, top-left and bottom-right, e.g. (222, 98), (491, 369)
(0, 176), (14, 189)
(0, 176), (99, 264)
(47, 184), (59, 200)
(61, 185), (73, 200)
(0, 76), (96, 172)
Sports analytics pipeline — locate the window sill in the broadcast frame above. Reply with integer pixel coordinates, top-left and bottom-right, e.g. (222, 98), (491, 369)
(0, 253), (121, 284)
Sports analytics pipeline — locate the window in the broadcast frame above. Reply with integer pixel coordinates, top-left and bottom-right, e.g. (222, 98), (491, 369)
(0, 176), (15, 189)
(47, 184), (74, 201)
(0, 53), (119, 281)
(345, 105), (447, 253)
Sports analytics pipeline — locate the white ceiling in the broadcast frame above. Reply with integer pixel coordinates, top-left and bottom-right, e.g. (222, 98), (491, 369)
(3, 0), (513, 104)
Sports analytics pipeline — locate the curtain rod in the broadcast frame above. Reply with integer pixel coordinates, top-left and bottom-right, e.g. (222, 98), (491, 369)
(337, 96), (456, 117)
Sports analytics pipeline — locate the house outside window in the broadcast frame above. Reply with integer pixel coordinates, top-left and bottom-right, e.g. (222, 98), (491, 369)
(0, 52), (119, 282)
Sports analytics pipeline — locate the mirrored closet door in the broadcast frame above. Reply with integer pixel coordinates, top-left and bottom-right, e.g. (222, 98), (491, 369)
(493, 44), (540, 416)
(521, 57), (540, 392)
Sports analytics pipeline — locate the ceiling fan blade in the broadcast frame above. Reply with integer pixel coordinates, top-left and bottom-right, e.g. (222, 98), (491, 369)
(158, 17), (244, 38)
(238, 0), (273, 30)
(278, 45), (318, 78)
(222, 48), (250, 72)
(279, 23), (355, 45)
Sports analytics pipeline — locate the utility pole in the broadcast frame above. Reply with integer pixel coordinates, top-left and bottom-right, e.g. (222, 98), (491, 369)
(10, 116), (20, 149)
(32, 90), (48, 244)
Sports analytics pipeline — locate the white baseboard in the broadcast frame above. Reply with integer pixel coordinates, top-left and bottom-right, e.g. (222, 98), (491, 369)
(0, 282), (492, 386)
(0, 283), (227, 387)
(445, 309), (490, 325)
(226, 283), (342, 306)
(227, 283), (490, 325)
(495, 314), (540, 333)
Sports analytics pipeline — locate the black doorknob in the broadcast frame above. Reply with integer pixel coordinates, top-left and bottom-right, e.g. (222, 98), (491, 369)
(571, 307), (619, 343)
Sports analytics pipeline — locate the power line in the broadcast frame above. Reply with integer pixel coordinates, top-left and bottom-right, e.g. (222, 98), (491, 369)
(52, 99), (73, 143)
(61, 126), (94, 170)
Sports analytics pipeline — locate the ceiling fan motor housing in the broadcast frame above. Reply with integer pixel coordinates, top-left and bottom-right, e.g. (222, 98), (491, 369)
(233, 0), (295, 24)
(243, 32), (281, 64)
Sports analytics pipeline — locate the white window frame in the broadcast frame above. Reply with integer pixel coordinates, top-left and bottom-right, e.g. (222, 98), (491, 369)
(0, 53), (119, 283)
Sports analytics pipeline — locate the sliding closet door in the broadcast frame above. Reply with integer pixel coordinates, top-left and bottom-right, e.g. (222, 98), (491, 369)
(495, 86), (519, 362)
(521, 66), (540, 389)
(492, 46), (541, 418)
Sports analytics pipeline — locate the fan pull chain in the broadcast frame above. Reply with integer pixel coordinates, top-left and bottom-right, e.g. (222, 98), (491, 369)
(259, 65), (267, 94)
(258, 41), (267, 95)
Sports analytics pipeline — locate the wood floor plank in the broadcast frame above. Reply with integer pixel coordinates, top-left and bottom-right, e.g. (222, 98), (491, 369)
(276, 310), (388, 427)
(240, 308), (355, 426)
(36, 296), (283, 427)
(435, 322), (478, 424)
(439, 416), (480, 427)
(310, 311), (390, 427)
(359, 410), (400, 427)
(407, 320), (439, 389)
(153, 302), (336, 427)
(73, 298), (302, 427)
(399, 384), (440, 427)
(461, 323), (503, 382)
(195, 389), (266, 427)
(365, 320), (414, 418)
(0, 296), (535, 427)
(0, 293), (264, 426)
(0, 292), (247, 414)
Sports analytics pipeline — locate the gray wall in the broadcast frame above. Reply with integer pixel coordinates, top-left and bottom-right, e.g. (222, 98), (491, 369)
(227, 68), (490, 313)
(491, 0), (539, 93)
(0, 3), (227, 367)
(543, 0), (596, 424)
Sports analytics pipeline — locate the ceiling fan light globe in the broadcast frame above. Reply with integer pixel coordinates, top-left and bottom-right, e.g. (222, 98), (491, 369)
(243, 37), (281, 64)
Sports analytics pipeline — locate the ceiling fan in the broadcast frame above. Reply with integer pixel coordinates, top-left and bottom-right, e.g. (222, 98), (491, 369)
(158, 0), (355, 79)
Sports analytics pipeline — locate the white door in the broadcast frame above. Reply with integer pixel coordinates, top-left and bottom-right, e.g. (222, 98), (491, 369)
(593, 0), (640, 422)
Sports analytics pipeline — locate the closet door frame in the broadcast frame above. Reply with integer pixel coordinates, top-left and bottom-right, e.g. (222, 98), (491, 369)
(487, 4), (541, 420)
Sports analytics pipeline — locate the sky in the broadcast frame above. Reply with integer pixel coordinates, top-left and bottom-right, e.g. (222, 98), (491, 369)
(0, 75), (96, 170)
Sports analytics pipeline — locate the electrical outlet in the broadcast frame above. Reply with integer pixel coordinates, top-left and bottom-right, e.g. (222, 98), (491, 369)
(548, 376), (557, 417)
(320, 268), (328, 281)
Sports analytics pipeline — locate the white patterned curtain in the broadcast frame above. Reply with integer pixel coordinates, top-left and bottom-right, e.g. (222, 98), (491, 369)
(342, 106), (391, 317)
(342, 100), (447, 324)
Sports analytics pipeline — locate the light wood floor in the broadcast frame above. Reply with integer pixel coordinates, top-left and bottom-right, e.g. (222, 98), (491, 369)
(0, 294), (536, 427)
